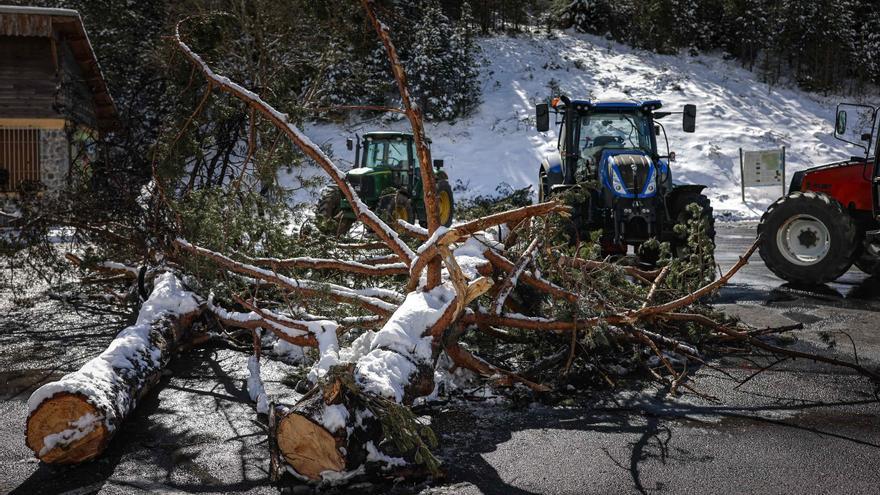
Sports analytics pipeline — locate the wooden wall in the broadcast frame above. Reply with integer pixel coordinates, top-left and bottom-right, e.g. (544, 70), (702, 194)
(58, 40), (96, 129)
(0, 36), (59, 119)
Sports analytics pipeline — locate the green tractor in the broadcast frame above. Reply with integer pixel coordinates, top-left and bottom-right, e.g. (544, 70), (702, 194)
(316, 131), (455, 234)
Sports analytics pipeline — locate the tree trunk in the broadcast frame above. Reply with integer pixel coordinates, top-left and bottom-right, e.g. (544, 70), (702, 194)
(25, 273), (202, 464)
(270, 390), (348, 481)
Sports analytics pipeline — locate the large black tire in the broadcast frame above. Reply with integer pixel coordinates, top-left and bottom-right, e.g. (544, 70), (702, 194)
(636, 243), (661, 266)
(854, 243), (880, 278)
(316, 185), (353, 235)
(538, 170), (549, 203)
(670, 192), (715, 258)
(757, 191), (857, 285)
(436, 180), (455, 227)
(378, 192), (414, 229)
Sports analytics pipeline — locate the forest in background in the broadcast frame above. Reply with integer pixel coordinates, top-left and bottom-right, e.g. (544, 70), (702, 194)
(561, 0), (880, 94)
(9, 0), (878, 206)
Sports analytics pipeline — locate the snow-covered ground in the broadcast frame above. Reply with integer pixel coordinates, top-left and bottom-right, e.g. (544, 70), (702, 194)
(293, 29), (878, 220)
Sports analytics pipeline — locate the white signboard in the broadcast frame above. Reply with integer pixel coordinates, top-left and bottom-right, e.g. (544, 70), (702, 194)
(740, 148), (785, 201)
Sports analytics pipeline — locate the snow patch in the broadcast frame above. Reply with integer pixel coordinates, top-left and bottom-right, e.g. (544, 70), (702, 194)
(356, 349), (420, 402)
(306, 322), (342, 383)
(247, 354), (269, 415)
(294, 30), (873, 220)
(39, 413), (100, 456)
(321, 404), (349, 432)
(365, 441), (407, 467)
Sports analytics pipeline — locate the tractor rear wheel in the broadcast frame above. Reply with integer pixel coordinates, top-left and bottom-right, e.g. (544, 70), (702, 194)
(538, 170), (548, 203)
(854, 242), (880, 277)
(670, 192), (715, 259)
(757, 191), (857, 285)
(379, 193), (414, 230)
(437, 180), (455, 227)
(316, 185), (353, 235)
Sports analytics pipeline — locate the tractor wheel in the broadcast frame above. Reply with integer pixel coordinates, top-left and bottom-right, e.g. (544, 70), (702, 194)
(757, 191), (857, 285)
(316, 185), (353, 235)
(538, 170), (549, 203)
(855, 256), (880, 277)
(854, 242), (880, 277)
(437, 180), (455, 227)
(637, 243), (661, 266)
(379, 193), (414, 230)
(670, 192), (715, 259)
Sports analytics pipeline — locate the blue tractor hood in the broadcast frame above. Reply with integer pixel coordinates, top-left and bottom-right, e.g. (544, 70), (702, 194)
(598, 149), (666, 199)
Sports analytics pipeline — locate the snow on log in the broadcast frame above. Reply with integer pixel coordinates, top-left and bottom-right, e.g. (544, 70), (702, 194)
(25, 273), (202, 463)
(271, 283), (457, 480)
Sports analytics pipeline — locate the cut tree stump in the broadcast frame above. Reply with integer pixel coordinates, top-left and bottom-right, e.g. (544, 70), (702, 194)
(25, 273), (202, 463)
(272, 391), (347, 480)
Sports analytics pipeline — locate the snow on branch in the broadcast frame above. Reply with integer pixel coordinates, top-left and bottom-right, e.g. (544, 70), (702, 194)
(174, 17), (415, 265)
(242, 254), (408, 277)
(174, 239), (397, 316)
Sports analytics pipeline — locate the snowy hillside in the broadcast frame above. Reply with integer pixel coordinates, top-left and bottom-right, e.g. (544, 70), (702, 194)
(299, 29), (877, 219)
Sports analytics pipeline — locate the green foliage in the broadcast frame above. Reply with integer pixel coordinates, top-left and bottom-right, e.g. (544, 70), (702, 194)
(456, 184), (721, 387)
(323, 365), (441, 476)
(452, 182), (533, 220)
(661, 202), (717, 294)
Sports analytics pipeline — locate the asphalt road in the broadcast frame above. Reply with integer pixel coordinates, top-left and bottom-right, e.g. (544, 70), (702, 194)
(1, 222), (879, 495)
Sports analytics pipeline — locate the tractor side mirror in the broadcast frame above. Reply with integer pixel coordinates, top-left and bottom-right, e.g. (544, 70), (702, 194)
(835, 110), (847, 136)
(834, 103), (878, 154)
(346, 138), (354, 151)
(536, 103), (550, 132)
(682, 104), (696, 133)
(433, 159), (444, 169)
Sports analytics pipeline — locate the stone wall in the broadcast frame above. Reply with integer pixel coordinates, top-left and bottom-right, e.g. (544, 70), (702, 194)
(39, 129), (69, 193)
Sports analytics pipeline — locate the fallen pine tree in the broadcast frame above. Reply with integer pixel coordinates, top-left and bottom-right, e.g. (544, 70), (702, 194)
(19, 0), (880, 486)
(25, 272), (202, 463)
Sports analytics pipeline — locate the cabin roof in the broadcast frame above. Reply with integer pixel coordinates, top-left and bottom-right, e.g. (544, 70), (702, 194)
(0, 5), (117, 131)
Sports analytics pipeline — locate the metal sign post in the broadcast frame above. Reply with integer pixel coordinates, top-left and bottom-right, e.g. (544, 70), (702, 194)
(740, 148), (745, 202)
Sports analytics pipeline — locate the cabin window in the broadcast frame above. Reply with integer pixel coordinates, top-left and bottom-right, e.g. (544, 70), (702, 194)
(0, 128), (41, 192)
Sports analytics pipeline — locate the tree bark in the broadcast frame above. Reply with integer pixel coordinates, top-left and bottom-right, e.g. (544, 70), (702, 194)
(361, 0), (442, 289)
(25, 273), (202, 464)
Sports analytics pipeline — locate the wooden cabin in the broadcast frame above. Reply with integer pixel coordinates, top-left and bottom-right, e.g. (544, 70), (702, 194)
(0, 5), (116, 199)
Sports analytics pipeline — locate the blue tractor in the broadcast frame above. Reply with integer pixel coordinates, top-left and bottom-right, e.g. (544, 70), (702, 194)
(535, 96), (714, 262)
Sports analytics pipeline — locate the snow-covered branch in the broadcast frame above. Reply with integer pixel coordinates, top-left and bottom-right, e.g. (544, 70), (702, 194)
(174, 18), (415, 265)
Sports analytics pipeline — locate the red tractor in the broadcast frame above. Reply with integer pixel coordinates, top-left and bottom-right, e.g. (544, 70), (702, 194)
(759, 103), (880, 284)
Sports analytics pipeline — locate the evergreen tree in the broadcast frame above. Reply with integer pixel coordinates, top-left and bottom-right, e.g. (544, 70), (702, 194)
(409, 0), (480, 120)
(450, 2), (482, 116)
(850, 0), (880, 90)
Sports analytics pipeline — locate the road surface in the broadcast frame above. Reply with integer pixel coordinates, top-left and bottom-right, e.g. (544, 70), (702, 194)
(1, 222), (878, 494)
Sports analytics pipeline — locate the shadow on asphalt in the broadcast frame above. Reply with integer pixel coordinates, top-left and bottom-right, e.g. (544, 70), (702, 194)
(10, 347), (271, 495)
(717, 276), (880, 311)
(431, 383), (880, 495)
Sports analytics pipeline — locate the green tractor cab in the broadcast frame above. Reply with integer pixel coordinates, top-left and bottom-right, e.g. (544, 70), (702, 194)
(316, 131), (454, 234)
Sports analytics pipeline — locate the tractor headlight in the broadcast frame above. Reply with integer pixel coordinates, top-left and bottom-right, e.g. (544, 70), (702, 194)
(645, 181), (656, 194)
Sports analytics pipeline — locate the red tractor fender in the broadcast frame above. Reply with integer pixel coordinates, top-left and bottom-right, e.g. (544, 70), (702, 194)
(794, 159), (875, 212)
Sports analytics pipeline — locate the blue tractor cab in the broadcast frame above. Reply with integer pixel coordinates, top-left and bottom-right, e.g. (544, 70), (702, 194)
(535, 95), (713, 261)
